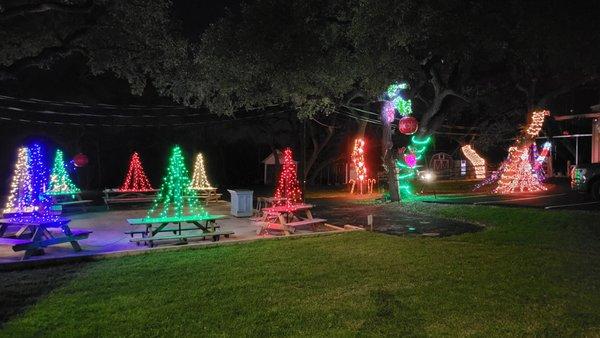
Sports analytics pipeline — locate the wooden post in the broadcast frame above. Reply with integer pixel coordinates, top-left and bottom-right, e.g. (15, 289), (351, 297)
(593, 118), (600, 163)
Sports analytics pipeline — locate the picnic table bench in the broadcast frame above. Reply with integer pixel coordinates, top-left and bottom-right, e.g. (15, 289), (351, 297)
(126, 214), (232, 247)
(103, 189), (157, 209)
(191, 187), (222, 205)
(47, 192), (93, 213)
(0, 217), (92, 260)
(257, 203), (326, 235)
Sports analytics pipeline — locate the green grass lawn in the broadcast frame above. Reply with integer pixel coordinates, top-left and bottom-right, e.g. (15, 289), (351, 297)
(1, 204), (599, 336)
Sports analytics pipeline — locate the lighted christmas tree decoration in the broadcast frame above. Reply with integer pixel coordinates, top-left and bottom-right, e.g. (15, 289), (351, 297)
(494, 110), (550, 194)
(47, 149), (81, 195)
(274, 148), (303, 206)
(3, 147), (34, 214)
(382, 101), (396, 124)
(28, 143), (49, 205)
(119, 152), (154, 192)
(461, 145), (486, 179)
(145, 146), (208, 220)
(190, 152), (213, 189)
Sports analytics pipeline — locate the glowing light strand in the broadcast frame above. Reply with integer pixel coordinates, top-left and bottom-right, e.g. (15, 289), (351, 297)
(461, 145), (486, 179)
(190, 152), (213, 189)
(3, 147), (33, 214)
(274, 148), (303, 207)
(119, 152), (153, 192)
(145, 146), (208, 221)
(494, 110), (549, 194)
(381, 82), (412, 123)
(395, 135), (432, 197)
(46, 150), (80, 195)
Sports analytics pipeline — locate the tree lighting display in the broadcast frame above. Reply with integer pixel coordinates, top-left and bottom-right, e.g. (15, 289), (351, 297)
(493, 110), (550, 194)
(274, 148), (303, 206)
(28, 143), (49, 205)
(3, 147), (33, 214)
(145, 146), (208, 220)
(350, 138), (375, 194)
(190, 152), (214, 189)
(395, 135), (432, 197)
(461, 145), (486, 179)
(47, 149), (81, 195)
(119, 152), (154, 192)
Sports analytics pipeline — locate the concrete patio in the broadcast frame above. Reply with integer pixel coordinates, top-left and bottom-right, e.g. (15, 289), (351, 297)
(0, 201), (344, 265)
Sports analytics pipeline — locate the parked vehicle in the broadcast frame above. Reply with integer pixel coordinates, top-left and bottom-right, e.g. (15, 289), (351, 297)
(571, 163), (600, 200)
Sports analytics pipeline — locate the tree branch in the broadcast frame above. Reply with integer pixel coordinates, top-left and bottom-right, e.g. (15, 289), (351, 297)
(0, 1), (94, 20)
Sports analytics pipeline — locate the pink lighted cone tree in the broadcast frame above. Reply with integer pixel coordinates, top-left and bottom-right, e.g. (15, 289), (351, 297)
(274, 148), (302, 206)
(119, 152), (153, 192)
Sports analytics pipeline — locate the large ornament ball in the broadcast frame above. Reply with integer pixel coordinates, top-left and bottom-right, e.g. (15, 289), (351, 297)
(73, 153), (89, 167)
(398, 116), (418, 135)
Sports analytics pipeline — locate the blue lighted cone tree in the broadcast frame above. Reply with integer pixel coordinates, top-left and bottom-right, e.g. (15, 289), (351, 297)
(47, 150), (80, 195)
(145, 146), (208, 221)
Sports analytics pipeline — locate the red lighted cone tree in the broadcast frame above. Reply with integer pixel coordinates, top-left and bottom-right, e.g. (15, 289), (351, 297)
(119, 152), (153, 191)
(274, 148), (302, 206)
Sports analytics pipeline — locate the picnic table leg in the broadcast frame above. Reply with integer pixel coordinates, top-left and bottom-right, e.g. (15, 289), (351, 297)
(58, 225), (82, 252)
(278, 214), (292, 235)
(22, 226), (46, 260)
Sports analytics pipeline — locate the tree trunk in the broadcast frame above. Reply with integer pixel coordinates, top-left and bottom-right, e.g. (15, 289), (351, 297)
(304, 121), (335, 182)
(382, 121), (400, 201)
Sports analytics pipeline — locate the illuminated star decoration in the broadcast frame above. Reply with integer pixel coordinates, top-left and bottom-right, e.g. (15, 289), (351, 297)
(3, 147), (34, 214)
(119, 152), (154, 192)
(494, 110), (550, 194)
(461, 145), (486, 179)
(274, 148), (303, 207)
(190, 152), (214, 189)
(145, 146), (208, 221)
(47, 149), (81, 195)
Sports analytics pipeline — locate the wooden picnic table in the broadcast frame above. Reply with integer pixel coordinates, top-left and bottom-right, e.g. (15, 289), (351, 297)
(190, 187), (222, 204)
(126, 214), (232, 247)
(46, 192), (93, 213)
(0, 216), (92, 260)
(102, 189), (158, 209)
(258, 203), (326, 235)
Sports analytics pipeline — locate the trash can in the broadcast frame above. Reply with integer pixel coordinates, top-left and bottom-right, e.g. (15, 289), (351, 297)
(227, 189), (253, 217)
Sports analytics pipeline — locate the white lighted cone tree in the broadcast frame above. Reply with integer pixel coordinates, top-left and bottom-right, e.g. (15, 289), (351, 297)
(190, 152), (213, 189)
(3, 147), (33, 214)
(145, 146), (208, 220)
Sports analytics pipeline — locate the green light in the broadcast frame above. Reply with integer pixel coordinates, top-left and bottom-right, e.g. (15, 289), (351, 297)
(145, 146), (209, 221)
(396, 135), (433, 198)
(47, 150), (80, 195)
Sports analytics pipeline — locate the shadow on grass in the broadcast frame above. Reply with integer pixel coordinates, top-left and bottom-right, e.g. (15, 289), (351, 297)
(0, 262), (89, 327)
(358, 289), (424, 336)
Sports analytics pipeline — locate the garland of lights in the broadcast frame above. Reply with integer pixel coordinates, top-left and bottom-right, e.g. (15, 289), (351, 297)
(395, 135), (432, 197)
(3, 147), (33, 214)
(493, 110), (550, 194)
(119, 152), (154, 192)
(274, 148), (303, 206)
(46, 149), (81, 195)
(350, 138), (369, 194)
(28, 143), (49, 205)
(190, 152), (213, 189)
(461, 145), (486, 179)
(145, 146), (208, 221)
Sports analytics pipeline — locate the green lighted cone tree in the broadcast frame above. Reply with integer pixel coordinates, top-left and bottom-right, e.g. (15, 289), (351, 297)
(47, 150), (80, 195)
(145, 146), (208, 221)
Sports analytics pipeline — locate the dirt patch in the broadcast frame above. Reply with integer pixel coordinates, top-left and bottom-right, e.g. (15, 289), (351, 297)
(311, 199), (482, 237)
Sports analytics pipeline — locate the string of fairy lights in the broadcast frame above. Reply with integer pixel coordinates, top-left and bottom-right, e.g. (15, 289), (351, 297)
(190, 153), (213, 189)
(119, 152), (154, 192)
